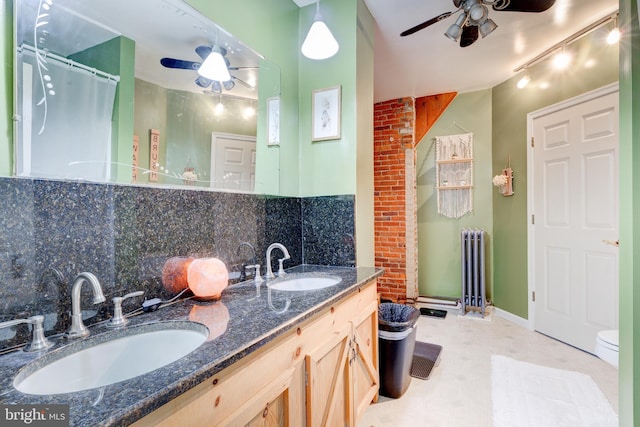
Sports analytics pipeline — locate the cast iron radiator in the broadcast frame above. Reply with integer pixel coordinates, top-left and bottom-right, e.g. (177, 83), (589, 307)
(461, 228), (486, 317)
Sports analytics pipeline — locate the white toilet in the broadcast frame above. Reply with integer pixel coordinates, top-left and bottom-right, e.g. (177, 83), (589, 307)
(595, 330), (619, 368)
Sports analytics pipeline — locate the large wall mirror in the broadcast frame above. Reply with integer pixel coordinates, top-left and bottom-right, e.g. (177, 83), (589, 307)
(14, 0), (281, 194)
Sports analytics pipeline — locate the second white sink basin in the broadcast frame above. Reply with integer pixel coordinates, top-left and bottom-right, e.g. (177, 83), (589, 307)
(268, 275), (342, 291)
(14, 321), (208, 395)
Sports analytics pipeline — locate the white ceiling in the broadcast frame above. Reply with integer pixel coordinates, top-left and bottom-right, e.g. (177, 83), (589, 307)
(24, 0), (620, 103)
(358, 0), (618, 102)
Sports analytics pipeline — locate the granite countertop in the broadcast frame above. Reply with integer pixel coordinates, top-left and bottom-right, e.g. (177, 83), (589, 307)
(0, 265), (383, 426)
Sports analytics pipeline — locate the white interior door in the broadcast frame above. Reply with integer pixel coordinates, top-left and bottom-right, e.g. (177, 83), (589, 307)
(529, 84), (619, 353)
(211, 133), (256, 192)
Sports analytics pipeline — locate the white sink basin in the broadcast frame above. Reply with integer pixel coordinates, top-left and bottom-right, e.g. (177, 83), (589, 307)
(268, 275), (341, 291)
(14, 321), (208, 395)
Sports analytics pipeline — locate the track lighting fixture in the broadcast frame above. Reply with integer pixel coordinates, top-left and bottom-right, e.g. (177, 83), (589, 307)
(516, 74), (531, 89)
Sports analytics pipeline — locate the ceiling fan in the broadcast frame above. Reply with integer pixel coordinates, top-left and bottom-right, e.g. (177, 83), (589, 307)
(160, 45), (257, 93)
(400, 0), (556, 48)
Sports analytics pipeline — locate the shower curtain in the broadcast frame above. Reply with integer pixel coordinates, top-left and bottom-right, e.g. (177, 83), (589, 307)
(16, 49), (118, 182)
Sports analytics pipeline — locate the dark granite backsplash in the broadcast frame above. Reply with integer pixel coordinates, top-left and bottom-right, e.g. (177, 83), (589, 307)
(0, 177), (355, 350)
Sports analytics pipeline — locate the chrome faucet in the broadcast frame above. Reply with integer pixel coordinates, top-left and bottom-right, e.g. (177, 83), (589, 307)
(108, 290), (144, 328)
(65, 272), (106, 339)
(0, 315), (53, 352)
(237, 242), (257, 281)
(265, 243), (291, 279)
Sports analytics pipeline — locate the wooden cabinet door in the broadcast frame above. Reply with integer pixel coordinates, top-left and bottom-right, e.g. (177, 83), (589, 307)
(350, 298), (379, 423)
(304, 297), (379, 427)
(221, 367), (298, 427)
(305, 323), (353, 427)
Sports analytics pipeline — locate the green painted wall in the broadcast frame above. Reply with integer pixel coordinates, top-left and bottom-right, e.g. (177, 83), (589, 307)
(491, 27), (619, 318)
(298, 0), (358, 196)
(134, 79), (259, 188)
(186, 0), (300, 196)
(416, 90), (494, 299)
(618, 0), (639, 424)
(355, 0), (375, 267)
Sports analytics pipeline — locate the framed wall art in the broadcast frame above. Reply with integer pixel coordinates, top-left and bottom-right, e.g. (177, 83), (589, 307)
(312, 85), (341, 141)
(267, 96), (280, 145)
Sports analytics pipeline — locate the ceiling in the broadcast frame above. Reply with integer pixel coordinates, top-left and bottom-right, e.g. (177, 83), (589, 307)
(21, 0), (620, 103)
(351, 0), (618, 102)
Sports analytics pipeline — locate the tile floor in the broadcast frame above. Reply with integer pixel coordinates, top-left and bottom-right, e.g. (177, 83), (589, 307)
(357, 307), (618, 427)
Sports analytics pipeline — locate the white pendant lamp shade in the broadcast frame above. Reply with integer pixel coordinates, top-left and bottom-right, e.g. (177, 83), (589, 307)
(301, 2), (339, 60)
(197, 51), (231, 82)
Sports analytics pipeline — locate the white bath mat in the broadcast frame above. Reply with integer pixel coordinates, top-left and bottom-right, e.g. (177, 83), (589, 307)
(491, 355), (617, 427)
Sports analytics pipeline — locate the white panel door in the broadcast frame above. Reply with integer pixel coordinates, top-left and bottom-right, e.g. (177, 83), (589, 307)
(210, 133), (256, 192)
(531, 85), (619, 353)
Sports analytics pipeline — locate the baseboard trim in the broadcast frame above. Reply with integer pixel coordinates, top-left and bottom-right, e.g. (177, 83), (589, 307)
(494, 307), (531, 330)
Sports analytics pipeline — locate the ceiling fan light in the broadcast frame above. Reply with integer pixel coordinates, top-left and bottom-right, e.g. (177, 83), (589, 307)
(445, 24), (462, 42)
(468, 4), (488, 23)
(479, 19), (498, 38)
(301, 12), (339, 60)
(223, 80), (235, 91)
(195, 76), (212, 88)
(211, 81), (222, 94)
(445, 12), (468, 42)
(198, 51), (231, 82)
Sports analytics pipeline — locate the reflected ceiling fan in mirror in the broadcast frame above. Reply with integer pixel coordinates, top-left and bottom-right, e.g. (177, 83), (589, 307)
(160, 45), (257, 93)
(400, 0), (556, 48)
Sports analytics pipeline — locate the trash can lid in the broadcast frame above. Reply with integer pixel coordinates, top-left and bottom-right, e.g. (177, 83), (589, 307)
(378, 303), (420, 332)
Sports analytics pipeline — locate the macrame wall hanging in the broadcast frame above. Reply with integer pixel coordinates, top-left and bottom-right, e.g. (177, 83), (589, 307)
(435, 133), (474, 219)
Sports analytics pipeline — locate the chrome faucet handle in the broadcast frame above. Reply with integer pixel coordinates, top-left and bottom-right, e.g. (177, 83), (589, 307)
(108, 291), (144, 328)
(0, 315), (53, 352)
(247, 264), (262, 283)
(23, 315), (53, 352)
(277, 258), (287, 277)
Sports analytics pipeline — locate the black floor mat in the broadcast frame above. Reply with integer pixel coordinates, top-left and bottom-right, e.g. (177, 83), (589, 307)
(410, 341), (442, 380)
(420, 307), (447, 318)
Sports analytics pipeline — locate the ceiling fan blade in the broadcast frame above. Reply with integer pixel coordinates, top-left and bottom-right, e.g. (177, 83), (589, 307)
(195, 76), (213, 88)
(492, 0), (555, 13)
(195, 45), (212, 60)
(459, 25), (479, 48)
(232, 76), (255, 90)
(400, 11), (453, 37)
(161, 58), (200, 70)
(228, 66), (260, 71)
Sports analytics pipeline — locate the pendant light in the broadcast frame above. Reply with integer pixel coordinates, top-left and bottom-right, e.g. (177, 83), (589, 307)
(301, 0), (339, 60)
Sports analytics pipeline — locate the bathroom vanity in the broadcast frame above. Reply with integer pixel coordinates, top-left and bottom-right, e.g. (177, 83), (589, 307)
(0, 265), (382, 426)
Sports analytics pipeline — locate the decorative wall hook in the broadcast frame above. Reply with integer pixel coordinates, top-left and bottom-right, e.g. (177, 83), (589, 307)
(493, 156), (514, 197)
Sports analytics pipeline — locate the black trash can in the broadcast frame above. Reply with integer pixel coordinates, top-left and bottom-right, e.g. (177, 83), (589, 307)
(378, 303), (420, 398)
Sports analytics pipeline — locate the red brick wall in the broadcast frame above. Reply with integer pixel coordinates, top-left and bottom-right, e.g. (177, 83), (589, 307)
(374, 94), (457, 303)
(373, 98), (414, 303)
